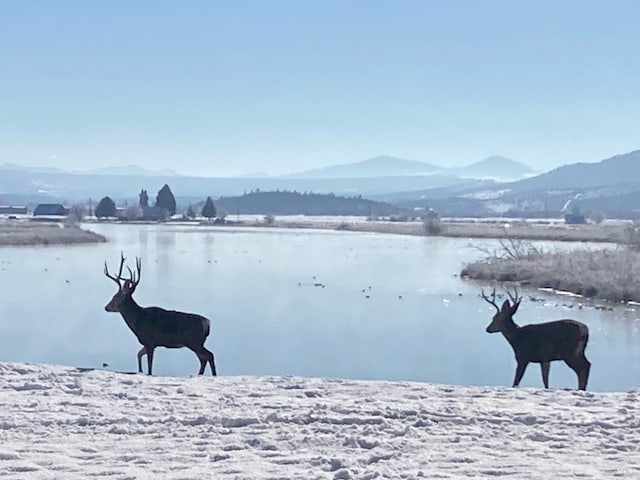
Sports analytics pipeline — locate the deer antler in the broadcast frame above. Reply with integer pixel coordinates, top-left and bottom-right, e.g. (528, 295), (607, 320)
(104, 251), (127, 287)
(506, 285), (521, 308)
(481, 288), (500, 312)
(125, 257), (142, 293)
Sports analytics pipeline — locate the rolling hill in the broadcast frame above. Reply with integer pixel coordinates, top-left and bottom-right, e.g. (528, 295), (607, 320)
(282, 155), (441, 178)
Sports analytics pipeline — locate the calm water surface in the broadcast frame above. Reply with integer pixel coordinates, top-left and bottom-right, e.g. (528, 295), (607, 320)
(0, 223), (638, 391)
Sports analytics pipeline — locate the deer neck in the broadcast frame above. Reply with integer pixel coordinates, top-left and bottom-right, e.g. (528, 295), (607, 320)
(118, 295), (144, 333)
(500, 317), (521, 346)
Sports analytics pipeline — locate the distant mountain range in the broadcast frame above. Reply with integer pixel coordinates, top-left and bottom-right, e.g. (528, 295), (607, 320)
(392, 150), (640, 218)
(282, 155), (535, 181)
(76, 165), (182, 176)
(281, 156), (441, 178)
(3, 150), (640, 218)
(0, 163), (181, 177)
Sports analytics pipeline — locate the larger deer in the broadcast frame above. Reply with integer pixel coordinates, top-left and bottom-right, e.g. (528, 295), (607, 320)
(104, 253), (216, 376)
(482, 286), (590, 390)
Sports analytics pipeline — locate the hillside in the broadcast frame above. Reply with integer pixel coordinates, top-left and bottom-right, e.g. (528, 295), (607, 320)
(387, 150), (640, 218)
(505, 150), (640, 193)
(1, 362), (637, 479)
(215, 190), (403, 216)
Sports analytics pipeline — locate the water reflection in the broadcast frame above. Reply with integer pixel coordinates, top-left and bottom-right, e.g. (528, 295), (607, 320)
(0, 223), (637, 392)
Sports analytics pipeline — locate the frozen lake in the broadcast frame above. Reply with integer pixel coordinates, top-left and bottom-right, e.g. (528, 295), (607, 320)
(0, 223), (638, 391)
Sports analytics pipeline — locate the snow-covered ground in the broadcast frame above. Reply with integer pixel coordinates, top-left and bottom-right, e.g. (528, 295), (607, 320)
(0, 363), (638, 479)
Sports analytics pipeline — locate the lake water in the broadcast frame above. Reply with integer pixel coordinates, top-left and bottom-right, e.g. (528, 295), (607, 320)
(0, 223), (638, 392)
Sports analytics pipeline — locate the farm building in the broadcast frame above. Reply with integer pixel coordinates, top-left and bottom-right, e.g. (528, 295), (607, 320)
(33, 204), (69, 216)
(0, 206), (28, 215)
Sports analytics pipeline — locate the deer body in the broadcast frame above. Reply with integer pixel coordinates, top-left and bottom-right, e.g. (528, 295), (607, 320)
(483, 288), (590, 390)
(104, 253), (216, 376)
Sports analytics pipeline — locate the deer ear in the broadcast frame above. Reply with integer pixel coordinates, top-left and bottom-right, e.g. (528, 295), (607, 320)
(512, 300), (521, 315)
(501, 299), (511, 313)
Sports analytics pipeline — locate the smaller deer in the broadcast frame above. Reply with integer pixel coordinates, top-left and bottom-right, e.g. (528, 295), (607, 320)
(482, 286), (590, 390)
(104, 252), (216, 376)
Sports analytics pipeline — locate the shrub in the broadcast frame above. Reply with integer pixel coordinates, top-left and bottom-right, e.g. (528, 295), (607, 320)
(422, 210), (442, 235)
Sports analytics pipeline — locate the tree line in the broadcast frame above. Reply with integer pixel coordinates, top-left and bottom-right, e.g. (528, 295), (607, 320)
(94, 184), (217, 221)
(93, 185), (403, 220)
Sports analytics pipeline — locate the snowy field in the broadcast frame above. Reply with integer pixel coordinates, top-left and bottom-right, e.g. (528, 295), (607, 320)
(0, 363), (638, 479)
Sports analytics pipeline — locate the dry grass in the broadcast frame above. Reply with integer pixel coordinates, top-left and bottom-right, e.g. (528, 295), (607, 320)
(461, 245), (640, 303)
(0, 221), (106, 247)
(242, 216), (628, 243)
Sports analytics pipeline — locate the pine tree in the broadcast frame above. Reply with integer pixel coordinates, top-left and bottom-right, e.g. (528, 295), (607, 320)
(201, 196), (216, 221)
(95, 196), (116, 218)
(155, 184), (176, 215)
(139, 189), (149, 208)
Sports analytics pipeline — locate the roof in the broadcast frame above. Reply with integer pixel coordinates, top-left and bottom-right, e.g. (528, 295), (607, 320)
(34, 204), (68, 216)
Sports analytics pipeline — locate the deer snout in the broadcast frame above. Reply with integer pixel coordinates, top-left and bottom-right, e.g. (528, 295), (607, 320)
(486, 323), (500, 333)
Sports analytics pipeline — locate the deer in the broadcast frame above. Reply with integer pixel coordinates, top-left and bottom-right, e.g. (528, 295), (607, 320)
(103, 252), (216, 376)
(481, 286), (590, 390)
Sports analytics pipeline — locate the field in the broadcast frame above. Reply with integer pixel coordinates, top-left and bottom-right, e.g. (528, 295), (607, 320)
(0, 220), (106, 246)
(0, 362), (637, 479)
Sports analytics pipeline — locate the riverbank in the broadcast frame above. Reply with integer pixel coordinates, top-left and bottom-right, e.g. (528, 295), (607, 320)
(0, 220), (106, 246)
(0, 362), (637, 479)
(461, 242), (640, 303)
(234, 215), (628, 243)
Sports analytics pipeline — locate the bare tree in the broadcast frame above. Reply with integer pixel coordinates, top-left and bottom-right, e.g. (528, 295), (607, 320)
(482, 286), (591, 390)
(103, 253), (216, 376)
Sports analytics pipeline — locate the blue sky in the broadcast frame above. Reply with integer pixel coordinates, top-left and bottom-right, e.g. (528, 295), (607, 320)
(1, 1), (639, 176)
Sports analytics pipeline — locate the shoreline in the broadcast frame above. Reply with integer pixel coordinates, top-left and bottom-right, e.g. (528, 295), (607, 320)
(4, 216), (624, 247)
(158, 215), (628, 244)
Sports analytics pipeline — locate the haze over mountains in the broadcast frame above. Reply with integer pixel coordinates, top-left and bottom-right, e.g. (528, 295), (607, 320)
(1, 150), (640, 218)
(0, 154), (529, 201)
(280, 155), (535, 181)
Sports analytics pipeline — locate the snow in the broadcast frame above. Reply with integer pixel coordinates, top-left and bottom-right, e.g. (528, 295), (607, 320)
(0, 363), (638, 479)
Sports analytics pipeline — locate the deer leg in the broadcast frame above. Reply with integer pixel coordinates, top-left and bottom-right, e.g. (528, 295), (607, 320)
(540, 362), (550, 389)
(146, 346), (155, 375)
(192, 346), (216, 376)
(512, 361), (528, 387)
(204, 347), (216, 376)
(579, 356), (591, 391)
(136, 347), (146, 374)
(566, 356), (591, 391)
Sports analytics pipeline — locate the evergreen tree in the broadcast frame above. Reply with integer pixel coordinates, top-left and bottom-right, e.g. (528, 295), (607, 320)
(201, 196), (216, 220)
(186, 205), (196, 219)
(155, 184), (176, 215)
(139, 189), (149, 208)
(95, 196), (116, 218)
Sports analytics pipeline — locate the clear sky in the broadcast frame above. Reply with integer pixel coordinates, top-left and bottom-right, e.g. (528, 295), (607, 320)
(1, 1), (639, 177)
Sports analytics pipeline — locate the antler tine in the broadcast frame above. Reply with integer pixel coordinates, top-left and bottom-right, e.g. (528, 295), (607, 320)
(481, 287), (500, 312)
(506, 284), (520, 305)
(104, 251), (127, 287)
(124, 257), (143, 292)
(135, 257), (142, 282)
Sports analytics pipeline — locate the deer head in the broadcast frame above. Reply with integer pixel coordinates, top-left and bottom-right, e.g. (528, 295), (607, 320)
(104, 252), (142, 312)
(482, 286), (521, 333)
